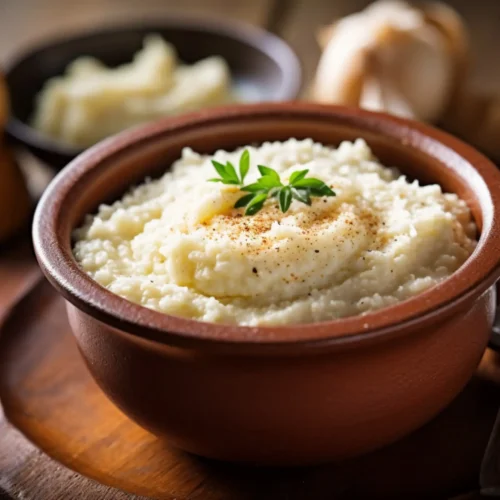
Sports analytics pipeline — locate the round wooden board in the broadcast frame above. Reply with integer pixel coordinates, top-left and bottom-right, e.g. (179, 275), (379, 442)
(1, 273), (500, 499)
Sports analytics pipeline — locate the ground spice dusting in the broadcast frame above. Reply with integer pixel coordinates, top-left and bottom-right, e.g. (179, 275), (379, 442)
(73, 138), (477, 327)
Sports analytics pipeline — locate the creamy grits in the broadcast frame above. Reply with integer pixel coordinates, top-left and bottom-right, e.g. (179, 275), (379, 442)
(32, 35), (232, 148)
(73, 138), (476, 326)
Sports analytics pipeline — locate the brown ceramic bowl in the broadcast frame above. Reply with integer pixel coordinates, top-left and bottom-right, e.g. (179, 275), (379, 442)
(33, 103), (500, 466)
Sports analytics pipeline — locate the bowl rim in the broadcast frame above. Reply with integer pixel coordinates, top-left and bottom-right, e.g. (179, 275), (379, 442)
(4, 16), (302, 158)
(33, 103), (500, 352)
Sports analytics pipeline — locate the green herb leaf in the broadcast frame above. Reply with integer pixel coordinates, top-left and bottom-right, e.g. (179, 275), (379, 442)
(269, 187), (281, 198)
(241, 183), (265, 193)
(292, 178), (327, 189)
(239, 150), (250, 184)
(255, 175), (282, 189)
(211, 160), (228, 178)
(257, 165), (281, 182)
(210, 160), (240, 184)
(279, 187), (292, 213)
(225, 161), (239, 182)
(209, 150), (335, 216)
(245, 192), (268, 216)
(291, 188), (311, 205)
(234, 193), (256, 208)
(289, 169), (309, 184)
(309, 185), (336, 197)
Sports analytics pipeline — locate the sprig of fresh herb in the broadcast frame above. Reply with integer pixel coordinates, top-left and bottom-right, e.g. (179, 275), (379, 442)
(208, 150), (336, 215)
(208, 149), (250, 186)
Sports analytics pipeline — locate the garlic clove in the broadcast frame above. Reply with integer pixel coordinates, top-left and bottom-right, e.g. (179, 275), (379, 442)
(361, 51), (417, 119)
(313, 16), (377, 105)
(378, 71), (418, 120)
(422, 3), (470, 114)
(359, 73), (385, 112)
(422, 3), (469, 78)
(313, 1), (464, 123)
(378, 26), (453, 122)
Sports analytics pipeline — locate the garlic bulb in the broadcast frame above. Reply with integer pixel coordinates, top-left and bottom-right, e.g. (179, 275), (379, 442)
(313, 1), (468, 122)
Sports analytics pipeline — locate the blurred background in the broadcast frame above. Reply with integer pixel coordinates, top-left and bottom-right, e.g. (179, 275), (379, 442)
(1, 0), (499, 92)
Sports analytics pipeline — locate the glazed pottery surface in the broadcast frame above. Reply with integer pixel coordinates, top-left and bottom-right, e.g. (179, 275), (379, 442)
(33, 103), (500, 464)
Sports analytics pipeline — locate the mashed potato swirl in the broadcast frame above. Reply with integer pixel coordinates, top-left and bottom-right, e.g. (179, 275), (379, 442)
(73, 139), (476, 326)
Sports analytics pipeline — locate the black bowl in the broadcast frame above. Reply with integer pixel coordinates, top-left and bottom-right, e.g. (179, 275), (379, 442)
(4, 19), (302, 169)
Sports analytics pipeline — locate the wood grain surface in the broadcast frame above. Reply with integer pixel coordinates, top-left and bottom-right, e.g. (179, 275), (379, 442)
(1, 0), (500, 499)
(1, 273), (500, 500)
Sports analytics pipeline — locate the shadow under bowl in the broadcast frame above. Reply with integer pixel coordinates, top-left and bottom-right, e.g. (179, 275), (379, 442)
(33, 103), (500, 465)
(5, 19), (302, 170)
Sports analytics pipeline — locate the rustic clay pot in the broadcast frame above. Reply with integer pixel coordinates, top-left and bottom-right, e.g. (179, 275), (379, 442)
(33, 103), (500, 465)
